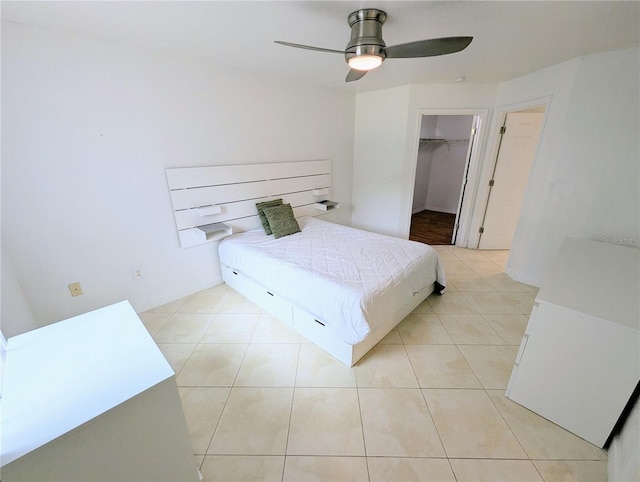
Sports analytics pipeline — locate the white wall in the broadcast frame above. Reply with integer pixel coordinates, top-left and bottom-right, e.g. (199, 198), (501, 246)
(352, 84), (497, 237)
(352, 48), (638, 287)
(424, 116), (473, 214)
(1, 245), (38, 337)
(498, 47), (640, 286)
(433, 115), (473, 140)
(1, 22), (355, 331)
(412, 116), (437, 212)
(413, 115), (472, 215)
(4, 17), (637, 335)
(351, 86), (412, 235)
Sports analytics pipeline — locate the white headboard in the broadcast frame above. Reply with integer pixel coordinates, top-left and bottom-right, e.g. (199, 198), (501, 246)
(166, 160), (333, 248)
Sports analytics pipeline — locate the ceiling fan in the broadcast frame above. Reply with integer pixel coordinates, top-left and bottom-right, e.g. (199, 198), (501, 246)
(275, 8), (473, 82)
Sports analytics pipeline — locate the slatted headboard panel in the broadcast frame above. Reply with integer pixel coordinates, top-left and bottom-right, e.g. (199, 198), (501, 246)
(166, 160), (332, 248)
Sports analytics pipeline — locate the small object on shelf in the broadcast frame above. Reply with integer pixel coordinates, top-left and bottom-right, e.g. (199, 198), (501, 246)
(314, 200), (340, 211)
(312, 188), (330, 196)
(195, 222), (233, 241)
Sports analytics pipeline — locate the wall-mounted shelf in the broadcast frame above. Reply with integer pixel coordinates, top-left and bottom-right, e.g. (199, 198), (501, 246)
(195, 204), (222, 216)
(312, 188), (330, 196)
(314, 200), (340, 211)
(195, 222), (233, 241)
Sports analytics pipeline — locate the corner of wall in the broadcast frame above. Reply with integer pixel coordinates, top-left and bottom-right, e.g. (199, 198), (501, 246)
(1, 244), (39, 337)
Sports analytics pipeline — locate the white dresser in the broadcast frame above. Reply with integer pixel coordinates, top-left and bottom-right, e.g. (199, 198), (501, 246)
(506, 238), (639, 447)
(1, 301), (200, 481)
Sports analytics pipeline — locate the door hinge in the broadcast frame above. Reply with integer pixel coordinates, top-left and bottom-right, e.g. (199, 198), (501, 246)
(500, 126), (507, 134)
(489, 179), (495, 187)
(470, 127), (476, 135)
(455, 223), (460, 229)
(479, 227), (485, 234)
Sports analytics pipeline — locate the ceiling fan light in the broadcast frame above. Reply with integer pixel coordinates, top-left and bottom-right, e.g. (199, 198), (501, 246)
(348, 55), (383, 71)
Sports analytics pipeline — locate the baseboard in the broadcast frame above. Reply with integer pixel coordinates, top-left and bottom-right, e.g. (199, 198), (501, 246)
(424, 205), (457, 215)
(504, 265), (541, 289)
(131, 275), (223, 313)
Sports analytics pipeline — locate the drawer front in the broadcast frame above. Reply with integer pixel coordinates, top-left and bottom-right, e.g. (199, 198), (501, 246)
(222, 266), (293, 326)
(292, 306), (352, 366)
(260, 290), (293, 326)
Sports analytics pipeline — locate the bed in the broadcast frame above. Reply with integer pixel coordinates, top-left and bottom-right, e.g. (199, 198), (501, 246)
(219, 216), (445, 366)
(165, 160), (445, 366)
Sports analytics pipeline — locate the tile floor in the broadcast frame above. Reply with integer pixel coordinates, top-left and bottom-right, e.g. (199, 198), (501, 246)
(139, 246), (608, 482)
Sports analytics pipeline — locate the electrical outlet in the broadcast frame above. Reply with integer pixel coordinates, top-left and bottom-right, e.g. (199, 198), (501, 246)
(131, 266), (145, 280)
(68, 282), (83, 297)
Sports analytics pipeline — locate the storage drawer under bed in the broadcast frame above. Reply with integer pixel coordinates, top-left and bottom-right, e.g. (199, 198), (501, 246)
(221, 265), (293, 326)
(292, 305), (354, 366)
(221, 265), (436, 367)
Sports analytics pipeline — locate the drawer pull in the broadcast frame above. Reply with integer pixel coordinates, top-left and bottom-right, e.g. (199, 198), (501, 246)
(232, 271), (238, 275)
(267, 291), (274, 297)
(314, 319), (325, 327)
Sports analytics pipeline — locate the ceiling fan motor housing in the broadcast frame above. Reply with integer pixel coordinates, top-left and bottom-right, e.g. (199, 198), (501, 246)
(345, 9), (387, 64)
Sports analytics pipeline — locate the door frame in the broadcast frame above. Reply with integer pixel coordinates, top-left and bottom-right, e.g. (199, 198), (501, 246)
(467, 96), (552, 249)
(400, 108), (490, 247)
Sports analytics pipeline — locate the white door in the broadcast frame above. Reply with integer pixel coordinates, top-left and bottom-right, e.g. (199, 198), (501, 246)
(452, 116), (479, 244)
(478, 112), (544, 249)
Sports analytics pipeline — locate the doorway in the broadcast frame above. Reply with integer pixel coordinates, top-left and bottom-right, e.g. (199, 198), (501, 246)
(409, 114), (477, 245)
(477, 106), (546, 250)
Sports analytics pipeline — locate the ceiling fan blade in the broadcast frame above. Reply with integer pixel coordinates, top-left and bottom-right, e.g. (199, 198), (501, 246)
(384, 36), (473, 59)
(274, 41), (344, 54)
(346, 69), (367, 82)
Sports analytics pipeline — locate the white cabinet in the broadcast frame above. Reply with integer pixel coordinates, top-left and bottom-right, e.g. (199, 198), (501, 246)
(506, 238), (639, 447)
(0, 301), (200, 481)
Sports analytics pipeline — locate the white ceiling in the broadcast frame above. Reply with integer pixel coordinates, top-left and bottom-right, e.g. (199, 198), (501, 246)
(3, 1), (639, 92)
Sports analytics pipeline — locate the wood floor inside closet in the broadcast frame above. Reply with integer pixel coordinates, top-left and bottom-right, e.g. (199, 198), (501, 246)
(409, 210), (456, 246)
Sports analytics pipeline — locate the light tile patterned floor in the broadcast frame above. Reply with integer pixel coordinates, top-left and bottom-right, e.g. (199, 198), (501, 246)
(140, 246), (608, 482)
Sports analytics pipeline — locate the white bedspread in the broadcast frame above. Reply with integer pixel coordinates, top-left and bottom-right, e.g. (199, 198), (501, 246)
(218, 217), (445, 345)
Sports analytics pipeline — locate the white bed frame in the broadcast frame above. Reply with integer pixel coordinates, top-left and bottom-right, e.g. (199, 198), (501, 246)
(222, 265), (434, 366)
(166, 160), (435, 366)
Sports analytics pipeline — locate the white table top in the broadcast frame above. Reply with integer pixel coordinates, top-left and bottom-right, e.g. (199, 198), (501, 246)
(537, 238), (639, 330)
(1, 301), (174, 466)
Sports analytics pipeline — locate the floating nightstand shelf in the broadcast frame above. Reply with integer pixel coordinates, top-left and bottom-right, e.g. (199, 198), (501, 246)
(312, 188), (330, 196)
(314, 200), (340, 211)
(195, 222), (233, 241)
(195, 204), (222, 216)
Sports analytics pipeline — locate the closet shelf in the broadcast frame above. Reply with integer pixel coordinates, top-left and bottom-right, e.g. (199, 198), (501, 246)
(419, 138), (469, 151)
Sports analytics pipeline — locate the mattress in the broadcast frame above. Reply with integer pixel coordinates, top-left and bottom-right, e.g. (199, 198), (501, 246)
(218, 217), (445, 345)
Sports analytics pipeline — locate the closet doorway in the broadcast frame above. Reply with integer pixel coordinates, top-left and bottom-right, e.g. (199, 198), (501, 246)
(410, 114), (478, 245)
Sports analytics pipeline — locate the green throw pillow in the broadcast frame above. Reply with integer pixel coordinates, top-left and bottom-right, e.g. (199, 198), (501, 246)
(256, 198), (283, 235)
(262, 203), (301, 239)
